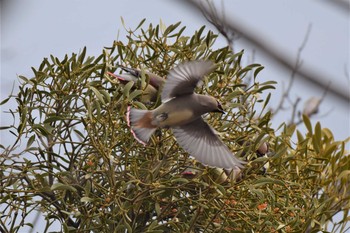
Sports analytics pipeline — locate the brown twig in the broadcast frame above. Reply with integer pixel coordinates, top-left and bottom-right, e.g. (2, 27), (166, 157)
(198, 0), (237, 51)
(274, 24), (312, 115)
(180, 0), (350, 103)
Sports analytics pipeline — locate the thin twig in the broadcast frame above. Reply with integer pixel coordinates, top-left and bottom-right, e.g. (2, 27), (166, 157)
(180, 0), (350, 103)
(274, 24), (312, 115)
(289, 97), (301, 125)
(199, 0), (236, 51)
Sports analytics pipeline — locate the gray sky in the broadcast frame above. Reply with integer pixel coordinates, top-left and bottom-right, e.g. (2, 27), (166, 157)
(1, 0), (349, 144)
(1, 0), (349, 231)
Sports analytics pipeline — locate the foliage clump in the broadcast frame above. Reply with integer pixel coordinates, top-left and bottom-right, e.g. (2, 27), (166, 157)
(0, 20), (349, 233)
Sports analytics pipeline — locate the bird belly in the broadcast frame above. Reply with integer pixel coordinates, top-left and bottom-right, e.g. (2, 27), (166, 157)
(152, 95), (203, 127)
(157, 109), (194, 127)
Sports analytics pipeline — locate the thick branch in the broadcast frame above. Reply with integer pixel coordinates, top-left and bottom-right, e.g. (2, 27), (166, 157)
(180, 0), (350, 103)
(323, 0), (350, 14)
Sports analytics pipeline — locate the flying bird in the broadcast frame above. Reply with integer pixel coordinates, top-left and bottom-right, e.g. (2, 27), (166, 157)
(107, 66), (164, 103)
(127, 60), (246, 169)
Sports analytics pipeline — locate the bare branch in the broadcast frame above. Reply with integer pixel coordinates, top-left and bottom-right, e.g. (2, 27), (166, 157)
(198, 0), (237, 51)
(289, 97), (301, 125)
(274, 24), (312, 115)
(323, 0), (350, 14)
(180, 0), (350, 103)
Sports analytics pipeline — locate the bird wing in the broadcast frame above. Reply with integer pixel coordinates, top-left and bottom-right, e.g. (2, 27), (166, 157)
(172, 118), (246, 169)
(161, 60), (216, 102)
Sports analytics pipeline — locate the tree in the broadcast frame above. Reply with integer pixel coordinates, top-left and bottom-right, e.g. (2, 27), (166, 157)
(1, 20), (349, 233)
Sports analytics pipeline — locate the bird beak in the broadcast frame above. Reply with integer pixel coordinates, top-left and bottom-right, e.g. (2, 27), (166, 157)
(216, 109), (225, 114)
(213, 106), (225, 114)
(216, 102), (225, 114)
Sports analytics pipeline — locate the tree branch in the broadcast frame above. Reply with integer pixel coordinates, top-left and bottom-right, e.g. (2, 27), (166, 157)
(323, 0), (350, 14)
(180, 0), (350, 103)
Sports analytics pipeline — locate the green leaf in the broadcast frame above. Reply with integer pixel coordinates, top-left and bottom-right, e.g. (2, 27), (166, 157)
(197, 25), (206, 39)
(0, 96), (11, 105)
(163, 22), (181, 36)
(135, 18), (146, 31)
(124, 221), (132, 233)
(315, 122), (322, 143)
(92, 99), (101, 116)
(18, 75), (29, 83)
(296, 130), (304, 143)
(253, 177), (285, 187)
(51, 183), (77, 192)
(123, 81), (135, 98)
(85, 99), (93, 120)
(90, 86), (106, 105)
(133, 101), (147, 110)
(171, 178), (189, 184)
(255, 84), (276, 93)
(205, 30), (213, 47)
(313, 122), (322, 153)
(323, 143), (337, 157)
(129, 90), (143, 100)
(276, 224), (287, 230)
(159, 18), (166, 34)
(253, 65), (264, 79)
(236, 63), (261, 77)
(252, 156), (270, 163)
(0, 126), (12, 130)
(227, 90), (244, 99)
(155, 202), (161, 216)
(251, 189), (266, 201)
(303, 114), (313, 134)
(81, 197), (93, 203)
(26, 135), (36, 148)
(33, 124), (50, 137)
(120, 16), (125, 28)
(285, 124), (296, 137)
(99, 89), (111, 103)
(43, 116), (64, 124)
(337, 170), (350, 180)
(62, 222), (69, 233)
(272, 146), (288, 159)
(261, 92), (271, 112)
(78, 46), (87, 64)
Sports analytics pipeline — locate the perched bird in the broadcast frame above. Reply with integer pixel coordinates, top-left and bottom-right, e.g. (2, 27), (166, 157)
(127, 60), (246, 169)
(107, 66), (164, 103)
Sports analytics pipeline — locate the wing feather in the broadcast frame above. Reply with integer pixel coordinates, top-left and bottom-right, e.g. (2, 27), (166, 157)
(161, 60), (216, 102)
(172, 118), (246, 169)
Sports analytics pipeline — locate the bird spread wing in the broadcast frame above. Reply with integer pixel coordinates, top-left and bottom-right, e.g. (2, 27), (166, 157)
(172, 118), (246, 169)
(161, 60), (216, 102)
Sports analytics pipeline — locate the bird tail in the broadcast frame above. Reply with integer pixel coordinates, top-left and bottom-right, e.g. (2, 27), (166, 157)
(127, 106), (157, 145)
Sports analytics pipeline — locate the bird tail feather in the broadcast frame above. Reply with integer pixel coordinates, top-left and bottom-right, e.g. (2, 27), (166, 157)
(127, 106), (157, 145)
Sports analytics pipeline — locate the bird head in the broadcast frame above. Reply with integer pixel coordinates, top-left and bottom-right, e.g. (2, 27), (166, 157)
(198, 95), (225, 114)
